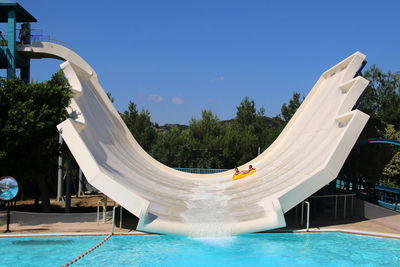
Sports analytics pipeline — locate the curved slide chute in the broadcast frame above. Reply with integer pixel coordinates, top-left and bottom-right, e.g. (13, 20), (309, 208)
(18, 42), (369, 236)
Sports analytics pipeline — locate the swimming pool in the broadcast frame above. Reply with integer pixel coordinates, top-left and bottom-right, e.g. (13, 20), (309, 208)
(1, 233), (399, 266)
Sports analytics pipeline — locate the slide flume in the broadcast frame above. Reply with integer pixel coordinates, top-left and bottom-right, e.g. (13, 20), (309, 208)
(18, 42), (369, 236)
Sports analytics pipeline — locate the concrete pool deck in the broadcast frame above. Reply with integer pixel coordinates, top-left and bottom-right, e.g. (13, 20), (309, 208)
(1, 210), (399, 239)
(293, 215), (400, 239)
(1, 197), (399, 239)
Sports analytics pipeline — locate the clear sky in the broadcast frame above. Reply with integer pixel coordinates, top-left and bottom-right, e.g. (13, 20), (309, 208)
(5, 0), (400, 125)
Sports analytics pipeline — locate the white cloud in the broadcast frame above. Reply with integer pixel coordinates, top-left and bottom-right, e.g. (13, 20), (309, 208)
(210, 76), (224, 83)
(172, 96), (184, 105)
(148, 94), (163, 103)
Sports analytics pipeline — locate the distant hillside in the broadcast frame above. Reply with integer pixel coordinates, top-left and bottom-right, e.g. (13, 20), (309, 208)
(153, 116), (282, 132)
(220, 116), (282, 129)
(152, 123), (189, 132)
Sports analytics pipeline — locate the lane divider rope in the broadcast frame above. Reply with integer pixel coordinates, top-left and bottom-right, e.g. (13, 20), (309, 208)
(61, 233), (112, 267)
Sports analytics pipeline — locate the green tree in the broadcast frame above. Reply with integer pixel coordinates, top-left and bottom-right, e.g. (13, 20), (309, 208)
(236, 96), (259, 126)
(122, 101), (156, 152)
(106, 91), (114, 103)
(148, 95), (305, 170)
(280, 92), (303, 123)
(187, 110), (224, 168)
(152, 127), (188, 167)
(352, 66), (400, 184)
(236, 125), (259, 165)
(339, 66), (400, 187)
(221, 126), (242, 168)
(381, 124), (400, 186)
(0, 71), (71, 211)
(382, 153), (400, 187)
(230, 97), (267, 166)
(262, 118), (285, 150)
(359, 65), (400, 133)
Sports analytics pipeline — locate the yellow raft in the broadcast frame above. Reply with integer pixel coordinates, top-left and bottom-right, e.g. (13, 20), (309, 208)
(232, 169), (256, 180)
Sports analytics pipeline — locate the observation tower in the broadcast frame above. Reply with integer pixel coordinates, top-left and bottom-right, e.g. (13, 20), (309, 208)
(0, 1), (36, 82)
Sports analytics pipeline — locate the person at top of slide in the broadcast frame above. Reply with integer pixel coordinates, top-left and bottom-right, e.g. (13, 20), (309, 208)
(19, 24), (29, 44)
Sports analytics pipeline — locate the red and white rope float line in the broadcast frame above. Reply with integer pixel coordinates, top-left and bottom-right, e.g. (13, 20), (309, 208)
(61, 234), (112, 267)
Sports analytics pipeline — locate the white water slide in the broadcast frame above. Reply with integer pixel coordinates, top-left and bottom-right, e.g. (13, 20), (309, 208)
(19, 42), (369, 236)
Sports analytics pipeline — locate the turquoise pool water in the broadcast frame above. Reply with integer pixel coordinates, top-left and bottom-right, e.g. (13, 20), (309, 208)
(1, 233), (400, 266)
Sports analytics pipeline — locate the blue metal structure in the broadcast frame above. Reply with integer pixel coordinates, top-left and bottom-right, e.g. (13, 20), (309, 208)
(0, 1), (36, 81)
(375, 184), (399, 212)
(356, 138), (400, 146)
(354, 138), (400, 212)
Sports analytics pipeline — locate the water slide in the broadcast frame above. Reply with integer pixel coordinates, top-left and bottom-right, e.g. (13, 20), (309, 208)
(18, 42), (369, 236)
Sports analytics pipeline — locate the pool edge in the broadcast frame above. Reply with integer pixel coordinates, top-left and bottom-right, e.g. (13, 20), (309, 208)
(0, 229), (399, 239)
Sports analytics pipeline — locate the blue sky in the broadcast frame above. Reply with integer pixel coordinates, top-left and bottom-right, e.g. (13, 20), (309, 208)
(5, 0), (400, 125)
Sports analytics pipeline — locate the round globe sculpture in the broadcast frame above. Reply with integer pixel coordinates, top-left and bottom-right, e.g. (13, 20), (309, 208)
(0, 176), (19, 233)
(0, 176), (18, 201)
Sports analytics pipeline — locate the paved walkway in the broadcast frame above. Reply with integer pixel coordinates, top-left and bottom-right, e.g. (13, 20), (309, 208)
(316, 213), (400, 238)
(0, 210), (399, 238)
(0, 210), (146, 236)
(1, 196), (400, 238)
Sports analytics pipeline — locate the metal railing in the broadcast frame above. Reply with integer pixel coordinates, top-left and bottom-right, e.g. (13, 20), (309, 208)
(375, 184), (400, 211)
(97, 196), (123, 232)
(305, 201), (310, 232)
(30, 35), (72, 48)
(336, 178), (400, 212)
(1, 29), (72, 48)
(309, 193), (356, 219)
(97, 196), (107, 224)
(297, 193), (356, 230)
(112, 205), (123, 233)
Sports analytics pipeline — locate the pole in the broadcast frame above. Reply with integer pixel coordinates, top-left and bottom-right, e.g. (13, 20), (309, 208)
(103, 196), (107, 223)
(335, 195), (338, 219)
(7, 9), (16, 79)
(112, 206), (116, 234)
(65, 161), (71, 213)
(5, 201), (10, 233)
(305, 201), (310, 232)
(119, 206), (122, 229)
(97, 201), (100, 224)
(351, 195), (354, 217)
(78, 168), (84, 196)
(56, 132), (63, 201)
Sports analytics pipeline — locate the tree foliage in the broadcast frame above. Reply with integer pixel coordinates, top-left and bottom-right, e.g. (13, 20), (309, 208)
(381, 124), (400, 183)
(280, 92), (303, 123)
(360, 65), (400, 129)
(0, 71), (71, 210)
(126, 96), (286, 169)
(346, 65), (400, 187)
(236, 96), (261, 126)
(187, 110), (224, 168)
(121, 102), (156, 152)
